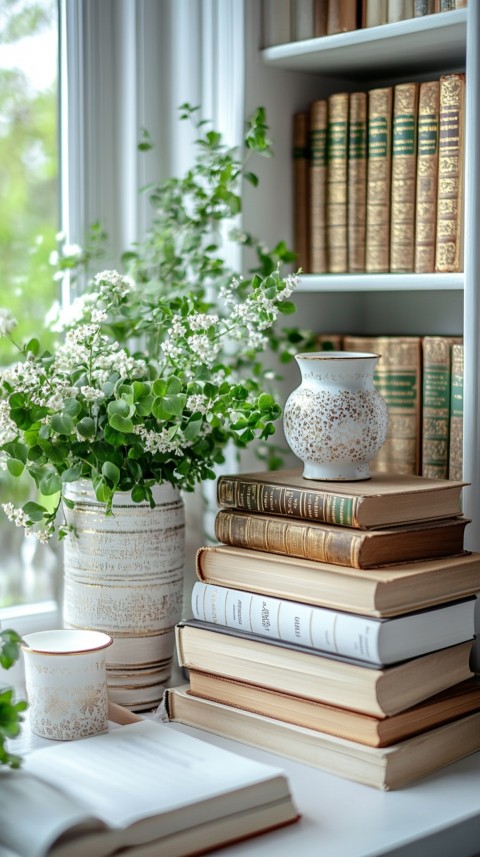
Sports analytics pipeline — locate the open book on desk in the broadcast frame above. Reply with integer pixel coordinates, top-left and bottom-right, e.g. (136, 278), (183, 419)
(0, 720), (299, 857)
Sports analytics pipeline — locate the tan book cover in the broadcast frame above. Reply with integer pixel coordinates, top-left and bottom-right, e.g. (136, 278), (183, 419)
(326, 91), (349, 272)
(292, 111), (310, 272)
(214, 510), (468, 568)
(365, 87), (393, 272)
(216, 468), (465, 529)
(262, 0), (292, 47)
(390, 82), (419, 272)
(414, 79), (440, 273)
(422, 335), (463, 479)
(326, 0), (358, 33)
(196, 546), (480, 618)
(348, 91), (367, 272)
(165, 686), (480, 791)
(435, 73), (466, 273)
(187, 672), (480, 749)
(387, 0), (414, 20)
(292, 0), (315, 40)
(175, 622), (474, 717)
(309, 99), (328, 272)
(363, 0), (388, 25)
(343, 335), (422, 474)
(449, 342), (464, 480)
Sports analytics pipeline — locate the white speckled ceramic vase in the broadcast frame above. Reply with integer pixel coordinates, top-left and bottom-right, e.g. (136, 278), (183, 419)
(283, 352), (388, 481)
(62, 480), (185, 711)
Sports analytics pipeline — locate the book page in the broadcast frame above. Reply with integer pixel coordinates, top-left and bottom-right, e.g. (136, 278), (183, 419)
(22, 721), (289, 837)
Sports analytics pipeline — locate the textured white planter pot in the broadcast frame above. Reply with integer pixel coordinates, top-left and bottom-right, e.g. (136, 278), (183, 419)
(62, 480), (185, 711)
(283, 352), (388, 481)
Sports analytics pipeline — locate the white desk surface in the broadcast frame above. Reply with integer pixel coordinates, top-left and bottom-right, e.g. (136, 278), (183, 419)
(10, 715), (480, 857)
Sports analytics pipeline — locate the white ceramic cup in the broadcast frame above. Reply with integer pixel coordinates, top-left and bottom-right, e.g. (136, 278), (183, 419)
(21, 629), (113, 740)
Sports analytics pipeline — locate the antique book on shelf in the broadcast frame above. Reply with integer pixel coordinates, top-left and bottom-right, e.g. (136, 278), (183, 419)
(214, 510), (468, 568)
(0, 720), (299, 857)
(292, 0), (315, 40)
(216, 468), (465, 529)
(314, 0), (329, 35)
(326, 91), (349, 272)
(365, 86), (393, 272)
(164, 686), (480, 792)
(363, 0), (388, 25)
(262, 0), (292, 46)
(435, 72), (466, 273)
(292, 111), (310, 272)
(343, 334), (422, 474)
(390, 81), (419, 272)
(347, 91), (367, 272)
(191, 581), (475, 666)
(309, 99), (328, 272)
(186, 672), (480, 749)
(422, 335), (463, 479)
(414, 79), (440, 273)
(326, 0), (359, 34)
(414, 0), (436, 13)
(387, 0), (414, 20)
(176, 621), (474, 717)
(196, 545), (480, 618)
(449, 342), (464, 480)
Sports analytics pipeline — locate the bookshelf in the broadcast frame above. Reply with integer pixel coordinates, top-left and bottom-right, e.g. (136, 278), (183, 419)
(242, 1), (480, 553)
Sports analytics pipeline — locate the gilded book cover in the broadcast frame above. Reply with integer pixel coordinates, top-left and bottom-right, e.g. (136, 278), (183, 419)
(292, 111), (310, 273)
(366, 87), (393, 273)
(435, 73), (466, 273)
(449, 343), (464, 481)
(326, 92), (349, 273)
(309, 99), (328, 273)
(390, 82), (419, 273)
(422, 336), (463, 480)
(348, 92), (367, 273)
(414, 80), (440, 273)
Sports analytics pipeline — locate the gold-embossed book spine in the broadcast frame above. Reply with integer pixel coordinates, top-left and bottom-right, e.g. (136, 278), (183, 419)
(365, 87), (393, 273)
(449, 343), (464, 481)
(414, 80), (440, 273)
(422, 336), (463, 480)
(309, 99), (328, 273)
(293, 111), (310, 272)
(348, 91), (367, 273)
(435, 73), (466, 273)
(326, 92), (349, 273)
(390, 82), (419, 273)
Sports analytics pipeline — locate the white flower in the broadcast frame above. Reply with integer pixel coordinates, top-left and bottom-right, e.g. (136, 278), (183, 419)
(0, 309), (17, 338)
(186, 394), (209, 414)
(80, 385), (105, 402)
(189, 313), (219, 331)
(94, 270), (134, 299)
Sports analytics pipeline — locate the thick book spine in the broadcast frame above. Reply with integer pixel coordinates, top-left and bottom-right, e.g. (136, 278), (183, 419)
(262, 0), (292, 46)
(390, 82), (419, 272)
(191, 581), (383, 663)
(364, 0), (388, 25)
(343, 335), (422, 475)
(292, 111), (310, 272)
(292, 0), (314, 40)
(435, 73), (466, 273)
(414, 79), (440, 273)
(387, 0), (414, 20)
(449, 343), (464, 480)
(309, 99), (328, 273)
(365, 86), (393, 272)
(422, 336), (462, 479)
(414, 0), (436, 13)
(217, 474), (364, 527)
(348, 91), (368, 272)
(326, 0), (358, 33)
(326, 92), (349, 272)
(314, 0), (328, 35)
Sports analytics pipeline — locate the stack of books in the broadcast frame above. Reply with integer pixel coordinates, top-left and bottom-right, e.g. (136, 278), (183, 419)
(167, 469), (480, 790)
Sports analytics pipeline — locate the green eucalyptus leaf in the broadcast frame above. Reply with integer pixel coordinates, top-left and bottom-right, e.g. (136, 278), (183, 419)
(39, 471), (62, 496)
(76, 417), (96, 438)
(63, 398), (83, 418)
(61, 465), (84, 483)
(7, 459), (25, 478)
(22, 501), (47, 522)
(277, 301), (296, 315)
(51, 413), (74, 435)
(102, 461), (120, 487)
(109, 414), (134, 433)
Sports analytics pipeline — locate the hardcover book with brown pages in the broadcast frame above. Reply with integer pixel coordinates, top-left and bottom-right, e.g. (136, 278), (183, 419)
(449, 342), (464, 480)
(164, 685), (480, 791)
(292, 111), (310, 272)
(422, 335), (463, 479)
(390, 81), (419, 272)
(365, 86), (393, 272)
(343, 335), (423, 475)
(175, 621), (474, 717)
(216, 468), (466, 529)
(191, 580), (475, 665)
(414, 79), (440, 273)
(0, 720), (299, 857)
(435, 72), (466, 273)
(214, 509), (468, 568)
(195, 545), (480, 618)
(326, 91), (349, 272)
(347, 91), (368, 272)
(309, 99), (328, 272)
(184, 672), (480, 749)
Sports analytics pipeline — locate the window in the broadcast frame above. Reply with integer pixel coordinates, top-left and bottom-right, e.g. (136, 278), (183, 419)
(0, 0), (59, 609)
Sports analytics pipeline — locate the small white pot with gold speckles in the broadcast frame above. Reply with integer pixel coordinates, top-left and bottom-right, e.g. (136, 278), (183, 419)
(22, 629), (112, 740)
(283, 352), (388, 481)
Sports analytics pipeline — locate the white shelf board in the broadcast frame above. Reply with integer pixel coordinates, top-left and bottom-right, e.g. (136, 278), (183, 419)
(297, 273), (464, 293)
(262, 10), (467, 78)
